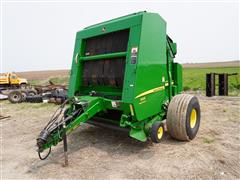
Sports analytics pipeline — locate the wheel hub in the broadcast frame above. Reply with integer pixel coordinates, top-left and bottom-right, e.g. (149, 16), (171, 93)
(190, 108), (197, 128)
(13, 94), (20, 100)
(157, 126), (163, 139)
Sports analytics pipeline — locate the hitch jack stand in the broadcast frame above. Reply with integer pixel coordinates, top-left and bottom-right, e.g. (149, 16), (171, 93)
(63, 123), (68, 166)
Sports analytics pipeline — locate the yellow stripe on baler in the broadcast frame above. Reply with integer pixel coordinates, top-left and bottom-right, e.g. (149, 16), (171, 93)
(135, 86), (165, 99)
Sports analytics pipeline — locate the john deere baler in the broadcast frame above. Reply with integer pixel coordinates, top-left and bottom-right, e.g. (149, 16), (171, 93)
(37, 12), (201, 161)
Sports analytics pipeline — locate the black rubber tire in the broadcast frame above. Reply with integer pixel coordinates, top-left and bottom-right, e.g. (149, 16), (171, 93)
(8, 90), (23, 103)
(26, 95), (43, 103)
(27, 90), (37, 96)
(150, 122), (165, 143)
(21, 91), (28, 101)
(167, 94), (201, 141)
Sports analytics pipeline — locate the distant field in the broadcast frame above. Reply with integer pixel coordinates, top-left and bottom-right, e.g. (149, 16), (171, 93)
(17, 70), (69, 80)
(183, 60), (239, 68)
(183, 67), (240, 96)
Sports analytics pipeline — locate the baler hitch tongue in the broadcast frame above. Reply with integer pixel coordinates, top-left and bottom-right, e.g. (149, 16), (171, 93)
(36, 96), (103, 162)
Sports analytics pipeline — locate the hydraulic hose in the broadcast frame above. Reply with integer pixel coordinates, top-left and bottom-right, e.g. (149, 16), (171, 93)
(38, 147), (51, 160)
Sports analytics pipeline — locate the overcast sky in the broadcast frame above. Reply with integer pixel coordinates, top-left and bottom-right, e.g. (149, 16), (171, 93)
(1, 1), (239, 72)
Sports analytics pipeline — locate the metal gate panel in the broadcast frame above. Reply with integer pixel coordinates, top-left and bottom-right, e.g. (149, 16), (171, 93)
(85, 29), (129, 56)
(82, 58), (126, 88)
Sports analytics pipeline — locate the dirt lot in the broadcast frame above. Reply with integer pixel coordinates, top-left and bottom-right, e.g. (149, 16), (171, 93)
(1, 95), (240, 179)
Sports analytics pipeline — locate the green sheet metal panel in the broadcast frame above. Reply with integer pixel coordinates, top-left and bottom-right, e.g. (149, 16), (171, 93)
(173, 63), (183, 94)
(68, 38), (82, 97)
(68, 11), (181, 121)
(121, 25), (142, 103)
(132, 13), (168, 120)
(68, 12), (143, 98)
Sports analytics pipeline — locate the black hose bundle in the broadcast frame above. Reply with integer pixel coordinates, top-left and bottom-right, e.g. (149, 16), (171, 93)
(37, 100), (68, 160)
(37, 99), (83, 160)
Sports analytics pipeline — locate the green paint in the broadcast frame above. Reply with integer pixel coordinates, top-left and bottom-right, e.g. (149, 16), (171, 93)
(41, 12), (182, 151)
(80, 52), (127, 61)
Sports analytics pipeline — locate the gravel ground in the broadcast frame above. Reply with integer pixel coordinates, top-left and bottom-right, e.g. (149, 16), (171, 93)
(1, 95), (240, 179)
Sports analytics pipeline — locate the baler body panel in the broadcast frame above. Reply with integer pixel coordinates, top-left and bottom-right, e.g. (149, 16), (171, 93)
(132, 13), (168, 120)
(66, 11), (182, 141)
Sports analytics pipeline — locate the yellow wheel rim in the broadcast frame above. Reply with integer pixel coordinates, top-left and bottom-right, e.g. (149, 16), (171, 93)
(190, 108), (197, 128)
(157, 126), (163, 139)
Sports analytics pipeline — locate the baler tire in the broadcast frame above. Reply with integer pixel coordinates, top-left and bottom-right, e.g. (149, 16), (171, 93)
(8, 90), (23, 103)
(167, 94), (201, 141)
(150, 122), (165, 143)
